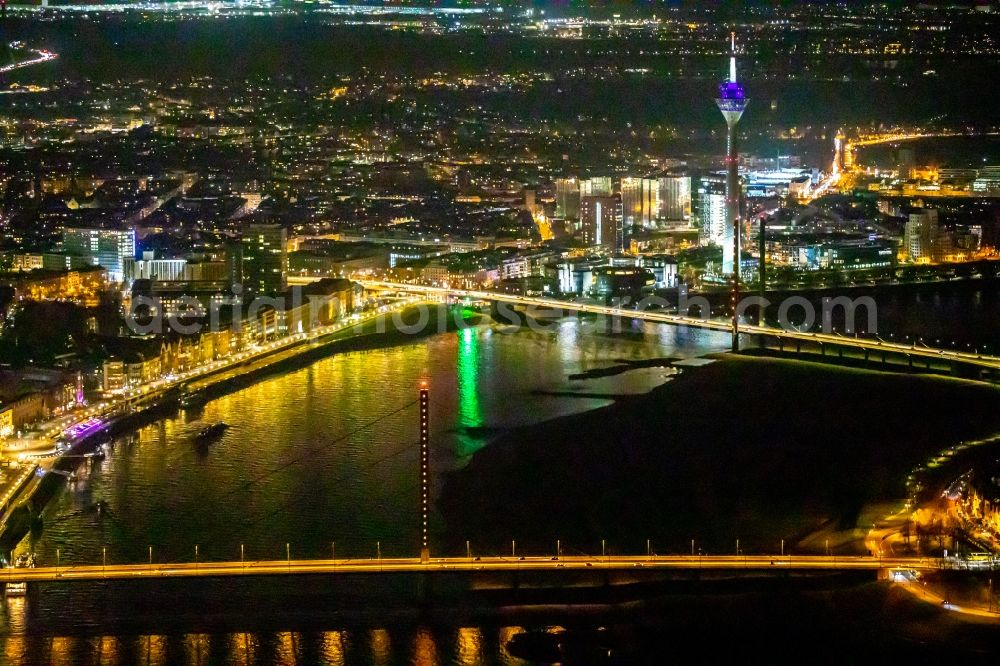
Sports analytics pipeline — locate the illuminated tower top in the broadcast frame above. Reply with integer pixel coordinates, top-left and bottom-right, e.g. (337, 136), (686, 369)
(716, 32), (748, 129)
(729, 32), (737, 83)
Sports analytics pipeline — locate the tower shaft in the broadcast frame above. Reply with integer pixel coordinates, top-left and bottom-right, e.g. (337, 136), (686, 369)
(716, 33), (748, 353)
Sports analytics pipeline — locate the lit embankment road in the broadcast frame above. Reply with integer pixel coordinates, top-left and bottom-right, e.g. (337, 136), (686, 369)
(3, 555), (942, 583)
(113, 301), (417, 402)
(848, 130), (989, 149)
(30, 300), (420, 454)
(360, 282), (1000, 371)
(0, 47), (58, 74)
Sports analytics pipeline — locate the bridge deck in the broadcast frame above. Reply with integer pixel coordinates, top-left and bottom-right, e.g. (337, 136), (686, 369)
(2, 555), (940, 583)
(360, 281), (1000, 371)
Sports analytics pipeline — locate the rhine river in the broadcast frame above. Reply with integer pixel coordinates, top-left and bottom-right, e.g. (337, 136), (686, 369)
(21, 319), (728, 565)
(0, 317), (729, 665)
(1, 282), (999, 663)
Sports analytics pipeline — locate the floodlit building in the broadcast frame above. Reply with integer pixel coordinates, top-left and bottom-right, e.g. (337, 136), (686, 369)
(657, 174), (692, 225)
(904, 208), (939, 263)
(638, 254), (679, 288)
(973, 166), (1000, 194)
(580, 195), (623, 251)
(61, 226), (136, 282)
(697, 175), (728, 250)
(124, 251), (187, 283)
(580, 176), (613, 198)
(744, 169), (814, 199)
(240, 222), (288, 296)
(557, 257), (604, 295)
(554, 177), (581, 220)
(621, 177), (659, 228)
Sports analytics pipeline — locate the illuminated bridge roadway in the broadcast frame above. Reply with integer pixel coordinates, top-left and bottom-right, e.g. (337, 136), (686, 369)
(361, 281), (1000, 373)
(0, 47), (57, 74)
(3, 555), (942, 584)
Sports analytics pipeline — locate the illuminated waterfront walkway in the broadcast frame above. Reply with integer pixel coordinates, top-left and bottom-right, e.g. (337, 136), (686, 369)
(3, 554), (943, 583)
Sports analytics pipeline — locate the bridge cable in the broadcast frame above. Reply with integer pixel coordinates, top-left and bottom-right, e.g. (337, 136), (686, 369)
(241, 436), (424, 530)
(211, 398), (419, 505)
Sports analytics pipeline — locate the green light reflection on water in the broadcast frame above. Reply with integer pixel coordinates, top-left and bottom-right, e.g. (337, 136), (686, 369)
(455, 326), (484, 459)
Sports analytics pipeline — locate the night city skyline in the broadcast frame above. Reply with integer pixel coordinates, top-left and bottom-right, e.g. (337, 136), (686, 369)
(0, 0), (999, 663)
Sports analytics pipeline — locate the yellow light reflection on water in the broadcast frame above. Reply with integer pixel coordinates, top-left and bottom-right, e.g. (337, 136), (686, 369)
(137, 634), (167, 666)
(95, 635), (119, 663)
(184, 633), (210, 665)
(50, 636), (74, 662)
(228, 632), (256, 665)
(369, 628), (391, 666)
(321, 630), (347, 665)
(3, 595), (26, 634)
(2, 636), (25, 664)
(454, 627), (483, 665)
(497, 626), (524, 663)
(411, 626), (439, 666)
(275, 632), (299, 664)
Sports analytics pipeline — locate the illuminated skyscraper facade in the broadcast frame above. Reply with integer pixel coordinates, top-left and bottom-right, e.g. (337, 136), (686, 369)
(697, 175), (728, 248)
(61, 226), (136, 283)
(580, 176), (613, 198)
(554, 177), (581, 220)
(905, 208), (939, 263)
(580, 195), (622, 251)
(240, 222), (288, 296)
(621, 177), (658, 229)
(657, 174), (692, 225)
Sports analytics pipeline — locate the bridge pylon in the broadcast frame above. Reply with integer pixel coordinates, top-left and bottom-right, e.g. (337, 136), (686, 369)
(419, 382), (430, 563)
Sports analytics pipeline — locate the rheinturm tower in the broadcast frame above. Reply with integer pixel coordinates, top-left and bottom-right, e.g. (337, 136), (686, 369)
(716, 32), (747, 277)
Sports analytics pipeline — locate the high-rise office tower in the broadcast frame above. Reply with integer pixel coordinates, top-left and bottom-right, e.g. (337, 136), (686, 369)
(905, 209), (939, 263)
(580, 195), (623, 251)
(554, 177), (581, 220)
(697, 175), (728, 249)
(621, 177), (659, 229)
(896, 147), (917, 180)
(61, 226), (136, 282)
(657, 174), (692, 225)
(716, 33), (748, 276)
(240, 222), (288, 296)
(580, 176), (613, 198)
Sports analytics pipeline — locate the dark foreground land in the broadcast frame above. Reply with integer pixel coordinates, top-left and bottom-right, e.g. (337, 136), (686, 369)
(441, 355), (1000, 556)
